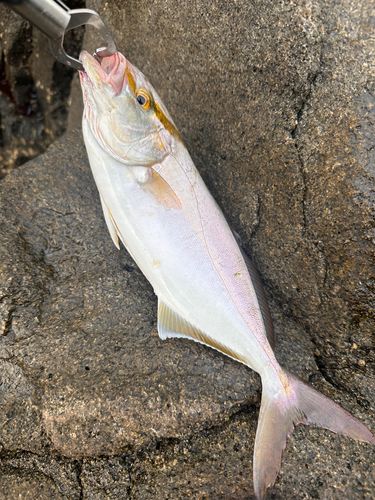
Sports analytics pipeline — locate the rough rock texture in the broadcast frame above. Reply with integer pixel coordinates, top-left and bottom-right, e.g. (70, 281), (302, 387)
(0, 133), (374, 499)
(0, 1), (85, 178)
(1, 0), (375, 498)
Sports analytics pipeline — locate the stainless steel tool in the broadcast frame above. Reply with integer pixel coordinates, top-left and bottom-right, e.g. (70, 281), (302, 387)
(1, 0), (116, 70)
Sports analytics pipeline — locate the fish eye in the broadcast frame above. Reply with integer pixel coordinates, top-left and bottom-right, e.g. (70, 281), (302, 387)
(136, 89), (152, 111)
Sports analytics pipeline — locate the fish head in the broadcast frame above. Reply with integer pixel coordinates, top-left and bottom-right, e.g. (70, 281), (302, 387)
(79, 50), (180, 167)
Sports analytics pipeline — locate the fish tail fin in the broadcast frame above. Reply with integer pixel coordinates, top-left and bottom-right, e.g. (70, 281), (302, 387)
(253, 368), (375, 500)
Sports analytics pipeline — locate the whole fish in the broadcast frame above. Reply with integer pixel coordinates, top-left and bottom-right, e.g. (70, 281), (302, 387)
(79, 50), (375, 499)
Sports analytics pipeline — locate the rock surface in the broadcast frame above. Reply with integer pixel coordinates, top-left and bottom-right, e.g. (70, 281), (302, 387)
(0, 0), (375, 498)
(0, 132), (374, 499)
(0, 1), (85, 178)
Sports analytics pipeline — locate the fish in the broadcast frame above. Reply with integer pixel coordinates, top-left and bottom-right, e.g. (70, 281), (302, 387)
(78, 49), (375, 499)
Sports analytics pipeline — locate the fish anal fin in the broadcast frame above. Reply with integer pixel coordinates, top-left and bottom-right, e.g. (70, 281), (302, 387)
(141, 169), (182, 210)
(157, 300), (247, 364)
(99, 192), (120, 249)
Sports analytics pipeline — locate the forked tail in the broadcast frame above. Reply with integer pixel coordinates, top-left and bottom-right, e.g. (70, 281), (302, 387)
(254, 368), (375, 500)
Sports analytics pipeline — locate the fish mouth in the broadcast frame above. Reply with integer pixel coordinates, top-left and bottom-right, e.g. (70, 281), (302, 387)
(79, 50), (128, 95)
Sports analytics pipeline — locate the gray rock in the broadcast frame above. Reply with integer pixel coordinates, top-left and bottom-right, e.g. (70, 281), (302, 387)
(0, 0), (374, 498)
(0, 2), (85, 178)
(0, 134), (373, 498)
(0, 472), (63, 500)
(0, 132), (262, 494)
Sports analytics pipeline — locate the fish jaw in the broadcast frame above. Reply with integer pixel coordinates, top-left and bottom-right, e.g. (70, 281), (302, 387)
(80, 51), (127, 95)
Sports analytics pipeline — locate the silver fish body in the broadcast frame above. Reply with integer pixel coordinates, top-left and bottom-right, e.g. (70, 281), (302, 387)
(79, 50), (375, 499)
(83, 120), (272, 376)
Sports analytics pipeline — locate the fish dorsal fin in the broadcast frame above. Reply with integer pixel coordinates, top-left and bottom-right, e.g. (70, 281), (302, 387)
(157, 300), (247, 365)
(241, 248), (275, 349)
(99, 192), (120, 250)
(241, 250), (275, 350)
(232, 230), (275, 350)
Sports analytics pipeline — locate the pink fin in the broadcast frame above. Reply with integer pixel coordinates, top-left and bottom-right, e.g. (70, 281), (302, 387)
(254, 369), (375, 500)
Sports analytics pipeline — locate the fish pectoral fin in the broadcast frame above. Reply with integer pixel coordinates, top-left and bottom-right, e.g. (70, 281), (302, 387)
(141, 169), (182, 210)
(157, 300), (247, 364)
(99, 192), (120, 250)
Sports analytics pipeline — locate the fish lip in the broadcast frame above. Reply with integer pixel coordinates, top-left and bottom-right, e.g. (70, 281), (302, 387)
(79, 50), (128, 95)
(79, 50), (107, 81)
